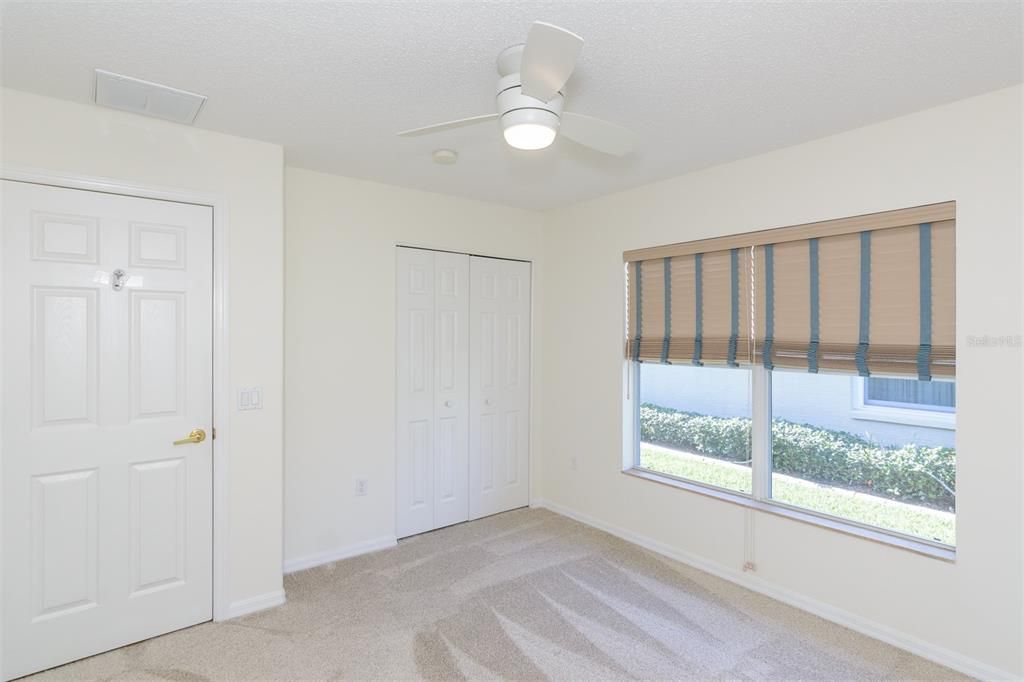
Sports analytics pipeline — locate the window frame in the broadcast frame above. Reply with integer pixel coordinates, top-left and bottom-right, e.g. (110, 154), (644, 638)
(626, 360), (956, 558)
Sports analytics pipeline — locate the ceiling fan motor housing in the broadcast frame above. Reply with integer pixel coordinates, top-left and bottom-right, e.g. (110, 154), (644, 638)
(496, 72), (564, 134)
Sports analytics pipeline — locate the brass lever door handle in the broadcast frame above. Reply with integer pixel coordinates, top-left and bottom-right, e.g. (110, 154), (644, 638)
(173, 428), (207, 445)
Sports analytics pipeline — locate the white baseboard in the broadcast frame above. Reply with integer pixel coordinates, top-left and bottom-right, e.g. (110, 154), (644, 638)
(531, 499), (1018, 682)
(223, 588), (286, 620)
(283, 535), (397, 574)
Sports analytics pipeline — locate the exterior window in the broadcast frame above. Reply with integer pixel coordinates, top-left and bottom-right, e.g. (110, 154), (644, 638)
(632, 363), (956, 548)
(625, 202), (957, 551)
(636, 363), (751, 495)
(852, 377), (956, 430)
(864, 376), (954, 412)
(771, 370), (955, 546)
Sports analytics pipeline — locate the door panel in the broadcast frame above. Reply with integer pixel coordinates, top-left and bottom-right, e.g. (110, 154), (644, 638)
(395, 248), (469, 538)
(33, 287), (99, 427)
(30, 469), (99, 620)
(2, 180), (213, 680)
(132, 291), (186, 419)
(469, 257), (530, 520)
(396, 248), (436, 538)
(432, 252), (469, 529)
(129, 457), (187, 595)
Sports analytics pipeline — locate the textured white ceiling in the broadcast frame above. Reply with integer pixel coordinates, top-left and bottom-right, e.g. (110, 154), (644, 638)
(2, 1), (1021, 210)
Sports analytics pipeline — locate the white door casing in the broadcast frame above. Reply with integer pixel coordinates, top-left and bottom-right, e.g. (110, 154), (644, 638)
(395, 248), (470, 538)
(2, 181), (214, 679)
(468, 256), (531, 520)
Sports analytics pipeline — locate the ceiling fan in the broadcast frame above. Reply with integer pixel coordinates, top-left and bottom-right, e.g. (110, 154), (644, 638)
(397, 22), (637, 156)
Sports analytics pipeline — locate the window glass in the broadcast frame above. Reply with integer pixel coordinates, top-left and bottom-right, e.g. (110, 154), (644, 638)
(865, 377), (955, 412)
(770, 369), (955, 545)
(637, 363), (752, 495)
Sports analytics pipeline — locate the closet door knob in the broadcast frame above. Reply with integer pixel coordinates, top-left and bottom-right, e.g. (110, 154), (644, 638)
(484, 398), (493, 406)
(444, 400), (453, 407)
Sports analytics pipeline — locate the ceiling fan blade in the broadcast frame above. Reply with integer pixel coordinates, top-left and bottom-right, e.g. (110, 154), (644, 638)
(519, 22), (584, 102)
(559, 112), (637, 156)
(396, 113), (498, 137)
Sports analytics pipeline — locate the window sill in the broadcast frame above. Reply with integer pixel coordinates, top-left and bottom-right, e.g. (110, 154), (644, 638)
(850, 406), (955, 430)
(622, 467), (956, 562)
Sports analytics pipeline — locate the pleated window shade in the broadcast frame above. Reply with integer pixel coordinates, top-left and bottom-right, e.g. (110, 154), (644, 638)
(626, 202), (955, 379)
(629, 248), (752, 366)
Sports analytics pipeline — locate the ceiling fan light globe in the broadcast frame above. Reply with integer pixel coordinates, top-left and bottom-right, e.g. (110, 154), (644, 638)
(504, 123), (556, 150)
(501, 108), (559, 151)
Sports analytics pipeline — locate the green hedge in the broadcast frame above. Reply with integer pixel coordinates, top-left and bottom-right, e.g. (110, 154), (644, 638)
(640, 404), (955, 511)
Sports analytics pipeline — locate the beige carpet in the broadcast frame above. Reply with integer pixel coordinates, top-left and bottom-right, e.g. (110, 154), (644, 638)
(29, 507), (966, 681)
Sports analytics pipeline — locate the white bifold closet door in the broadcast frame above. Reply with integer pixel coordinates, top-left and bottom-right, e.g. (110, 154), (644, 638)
(396, 248), (470, 539)
(396, 248), (530, 539)
(468, 256), (531, 520)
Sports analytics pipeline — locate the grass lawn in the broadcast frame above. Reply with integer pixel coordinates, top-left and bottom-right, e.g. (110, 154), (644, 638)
(640, 443), (955, 546)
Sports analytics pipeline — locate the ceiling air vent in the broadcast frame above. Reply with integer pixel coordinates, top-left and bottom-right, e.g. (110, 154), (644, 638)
(94, 69), (207, 124)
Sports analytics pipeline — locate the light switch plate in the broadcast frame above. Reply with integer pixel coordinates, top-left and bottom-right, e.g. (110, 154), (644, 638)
(237, 387), (263, 411)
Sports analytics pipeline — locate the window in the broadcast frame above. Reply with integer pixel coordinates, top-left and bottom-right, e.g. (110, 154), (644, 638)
(634, 365), (956, 546)
(852, 376), (956, 430)
(864, 376), (955, 412)
(772, 370), (955, 545)
(636, 363), (752, 495)
(625, 202), (957, 550)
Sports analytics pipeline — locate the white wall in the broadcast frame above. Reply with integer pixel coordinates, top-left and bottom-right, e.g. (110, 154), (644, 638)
(283, 167), (545, 567)
(1, 89), (285, 612)
(540, 86), (1023, 678)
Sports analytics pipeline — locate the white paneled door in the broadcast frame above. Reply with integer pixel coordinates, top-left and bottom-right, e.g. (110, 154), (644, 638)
(396, 248), (470, 538)
(468, 256), (531, 520)
(2, 181), (214, 679)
